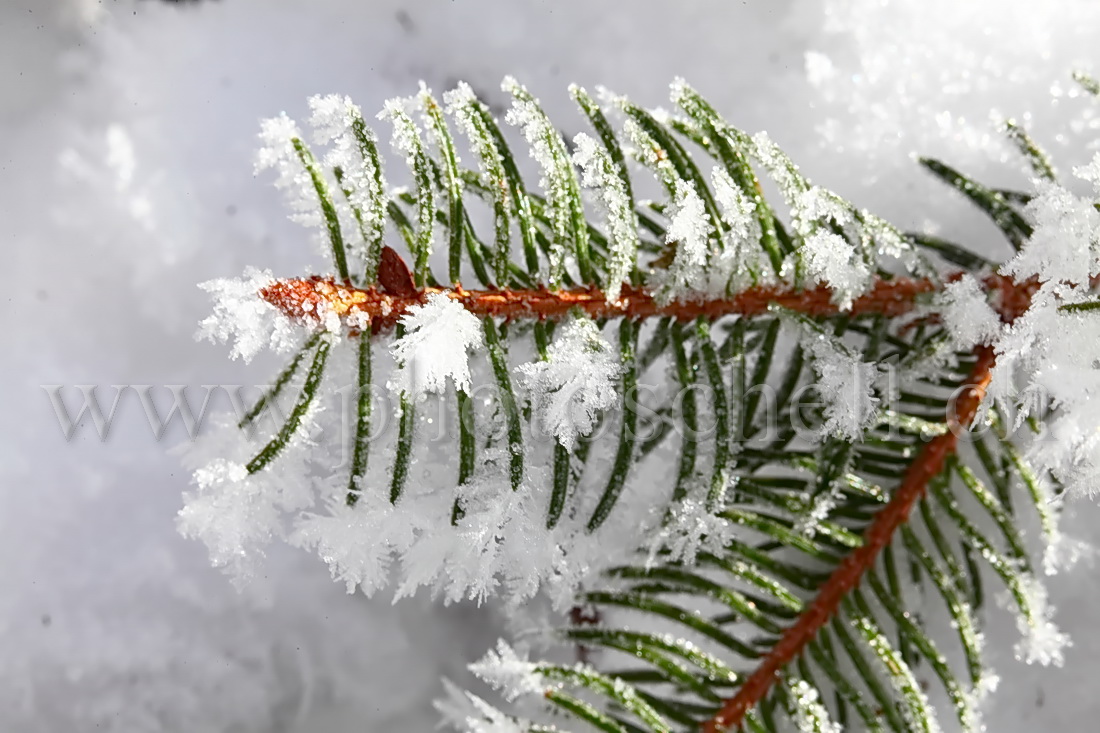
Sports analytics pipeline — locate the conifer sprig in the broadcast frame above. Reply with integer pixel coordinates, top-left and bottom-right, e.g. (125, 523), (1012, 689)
(184, 77), (1095, 733)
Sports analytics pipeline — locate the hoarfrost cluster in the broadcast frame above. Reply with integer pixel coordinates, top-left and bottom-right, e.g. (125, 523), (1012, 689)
(182, 67), (1100, 733)
(515, 314), (622, 451)
(389, 292), (484, 402)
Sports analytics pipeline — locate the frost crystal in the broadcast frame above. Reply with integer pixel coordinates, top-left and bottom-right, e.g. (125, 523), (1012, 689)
(987, 280), (1100, 500)
(196, 267), (298, 362)
(711, 166), (766, 291)
(436, 680), (528, 733)
(179, 458), (263, 572)
(1002, 179), (1100, 285)
(379, 93), (436, 263)
(255, 113), (337, 260)
(795, 481), (844, 538)
(291, 491), (416, 596)
(750, 134), (875, 306)
(395, 469), (563, 606)
(178, 412), (319, 582)
(751, 131), (807, 206)
(1009, 574), (1071, 667)
(444, 82), (503, 189)
(470, 641), (546, 702)
(653, 179), (713, 300)
(939, 274), (1002, 349)
(795, 188), (873, 309)
(379, 95), (423, 167)
(255, 114), (318, 226)
(803, 332), (879, 442)
(573, 131), (638, 302)
(308, 94), (386, 271)
(515, 315), (622, 450)
(388, 293), (484, 402)
(803, 229), (873, 310)
(645, 489), (736, 568)
(503, 76), (578, 285)
(787, 678), (842, 733)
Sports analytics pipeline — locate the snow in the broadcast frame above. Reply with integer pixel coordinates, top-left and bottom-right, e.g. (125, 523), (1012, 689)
(939, 274), (1003, 349)
(572, 130), (639, 302)
(799, 328), (880, 442)
(514, 314), (622, 450)
(1009, 574), (1072, 667)
(502, 76), (577, 286)
(308, 94), (387, 277)
(787, 677), (842, 733)
(468, 640), (547, 702)
(9, 1), (1100, 731)
(388, 293), (485, 402)
(196, 267), (300, 362)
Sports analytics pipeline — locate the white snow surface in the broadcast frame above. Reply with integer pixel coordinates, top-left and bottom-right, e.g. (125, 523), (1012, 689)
(7, 0), (1100, 731)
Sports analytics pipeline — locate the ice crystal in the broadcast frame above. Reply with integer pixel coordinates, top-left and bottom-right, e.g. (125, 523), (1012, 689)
(178, 412), (319, 582)
(307, 93), (386, 272)
(515, 315), (622, 450)
(711, 165), (766, 291)
(196, 268), (301, 363)
(939, 274), (1002, 349)
(787, 677), (842, 733)
(436, 680), (528, 733)
(572, 130), (638, 302)
(469, 641), (547, 702)
(652, 179), (713, 300)
(388, 293), (484, 402)
(802, 332), (879, 442)
(1008, 574), (1071, 667)
(503, 76), (577, 285)
(645, 489), (737, 568)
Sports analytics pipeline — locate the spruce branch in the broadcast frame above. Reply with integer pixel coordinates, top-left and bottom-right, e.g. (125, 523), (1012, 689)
(185, 75), (1100, 733)
(702, 274), (1033, 732)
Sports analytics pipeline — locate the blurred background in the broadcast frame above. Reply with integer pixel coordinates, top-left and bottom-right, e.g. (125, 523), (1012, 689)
(4, 0), (1100, 730)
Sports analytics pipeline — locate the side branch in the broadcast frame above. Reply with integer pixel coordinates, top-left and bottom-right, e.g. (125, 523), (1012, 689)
(701, 346), (996, 732)
(702, 275), (1034, 732)
(260, 276), (939, 332)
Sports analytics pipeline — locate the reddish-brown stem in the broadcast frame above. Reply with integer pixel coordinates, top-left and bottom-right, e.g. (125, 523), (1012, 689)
(259, 276), (939, 332)
(701, 346), (995, 732)
(701, 275), (1035, 733)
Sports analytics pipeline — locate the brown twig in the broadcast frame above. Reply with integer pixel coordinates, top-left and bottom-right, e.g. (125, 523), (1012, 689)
(260, 276), (939, 332)
(701, 276), (1034, 733)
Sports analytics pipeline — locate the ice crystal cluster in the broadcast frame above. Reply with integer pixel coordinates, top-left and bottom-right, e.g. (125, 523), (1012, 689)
(181, 72), (1100, 733)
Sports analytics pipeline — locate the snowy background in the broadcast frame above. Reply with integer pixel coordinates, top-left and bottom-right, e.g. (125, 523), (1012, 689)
(4, 0), (1100, 730)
